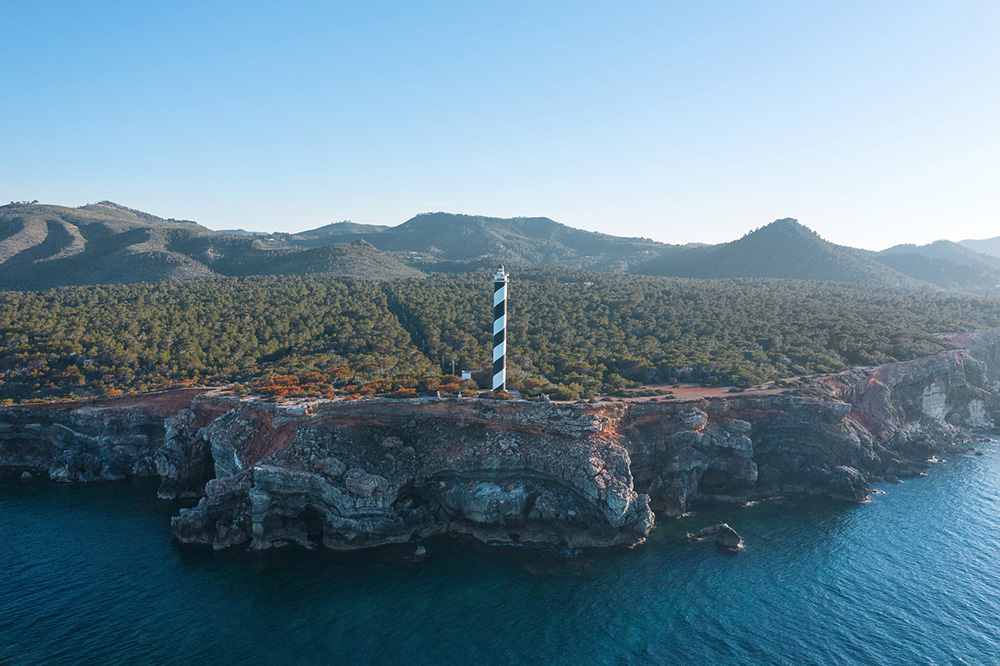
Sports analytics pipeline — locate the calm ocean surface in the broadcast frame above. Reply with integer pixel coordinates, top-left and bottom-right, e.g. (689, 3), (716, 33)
(3, 443), (1000, 666)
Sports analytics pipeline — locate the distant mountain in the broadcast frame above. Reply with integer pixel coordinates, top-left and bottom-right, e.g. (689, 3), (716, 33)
(217, 228), (269, 236)
(630, 218), (923, 288)
(0, 202), (420, 289)
(282, 221), (391, 248)
(959, 235), (1000, 258)
(208, 240), (422, 280)
(875, 240), (1000, 292)
(281, 212), (670, 272)
(5, 202), (998, 294)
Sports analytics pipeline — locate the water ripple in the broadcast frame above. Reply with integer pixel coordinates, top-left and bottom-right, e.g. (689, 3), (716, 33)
(4, 448), (1000, 665)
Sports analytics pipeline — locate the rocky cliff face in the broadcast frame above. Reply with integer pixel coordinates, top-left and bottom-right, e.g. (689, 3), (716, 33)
(0, 391), (204, 484)
(3, 339), (999, 554)
(170, 398), (654, 551)
(624, 347), (1000, 514)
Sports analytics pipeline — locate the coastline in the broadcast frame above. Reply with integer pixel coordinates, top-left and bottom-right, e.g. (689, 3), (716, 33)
(3, 331), (999, 553)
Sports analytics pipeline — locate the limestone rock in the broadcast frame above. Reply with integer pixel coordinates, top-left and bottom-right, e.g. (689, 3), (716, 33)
(825, 466), (869, 502)
(156, 407), (214, 499)
(313, 456), (346, 479)
(170, 397), (655, 551)
(689, 521), (744, 552)
(715, 523), (744, 552)
(5, 333), (1000, 556)
(343, 468), (386, 497)
(724, 418), (752, 435)
(680, 409), (708, 431)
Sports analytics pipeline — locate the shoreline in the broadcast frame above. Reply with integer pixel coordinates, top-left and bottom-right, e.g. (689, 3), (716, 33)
(3, 332), (1000, 555)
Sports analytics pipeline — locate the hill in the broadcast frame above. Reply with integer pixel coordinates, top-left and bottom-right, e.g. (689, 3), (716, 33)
(5, 202), (1000, 294)
(631, 218), (923, 288)
(960, 235), (1000, 258)
(0, 202), (420, 289)
(215, 240), (422, 280)
(283, 221), (391, 247)
(876, 240), (1000, 293)
(267, 212), (669, 272)
(217, 229), (269, 237)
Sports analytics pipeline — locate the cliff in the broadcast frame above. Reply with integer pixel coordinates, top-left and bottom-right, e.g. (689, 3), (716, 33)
(0, 390), (207, 486)
(168, 397), (653, 550)
(625, 346), (999, 515)
(3, 336), (1000, 553)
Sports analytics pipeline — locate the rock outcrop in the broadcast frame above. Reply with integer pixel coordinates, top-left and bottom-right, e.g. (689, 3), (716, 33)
(0, 394), (183, 483)
(689, 522), (744, 553)
(623, 347), (1000, 514)
(170, 398), (654, 551)
(3, 337), (1000, 554)
(0, 390), (226, 499)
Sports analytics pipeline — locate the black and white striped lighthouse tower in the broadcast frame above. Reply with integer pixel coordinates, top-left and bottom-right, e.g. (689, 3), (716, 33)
(492, 265), (509, 392)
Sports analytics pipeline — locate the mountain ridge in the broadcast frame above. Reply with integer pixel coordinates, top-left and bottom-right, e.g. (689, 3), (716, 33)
(2, 201), (999, 294)
(0, 202), (420, 289)
(631, 218), (925, 288)
(960, 235), (1000, 258)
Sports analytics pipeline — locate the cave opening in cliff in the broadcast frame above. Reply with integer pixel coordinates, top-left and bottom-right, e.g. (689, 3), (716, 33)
(299, 506), (324, 547)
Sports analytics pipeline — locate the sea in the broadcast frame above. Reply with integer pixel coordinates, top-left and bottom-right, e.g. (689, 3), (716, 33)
(2, 443), (1000, 666)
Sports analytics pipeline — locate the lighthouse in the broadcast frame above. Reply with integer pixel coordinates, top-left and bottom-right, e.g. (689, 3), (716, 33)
(492, 265), (509, 392)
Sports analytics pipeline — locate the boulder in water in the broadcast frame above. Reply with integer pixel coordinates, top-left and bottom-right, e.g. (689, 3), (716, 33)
(714, 524), (744, 553)
(689, 521), (744, 553)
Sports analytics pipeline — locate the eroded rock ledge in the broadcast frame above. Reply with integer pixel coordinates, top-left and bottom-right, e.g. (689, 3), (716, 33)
(171, 398), (652, 550)
(3, 332), (1000, 552)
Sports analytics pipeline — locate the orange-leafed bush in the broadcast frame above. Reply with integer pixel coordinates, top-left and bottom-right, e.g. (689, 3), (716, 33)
(417, 376), (441, 392)
(326, 365), (353, 383)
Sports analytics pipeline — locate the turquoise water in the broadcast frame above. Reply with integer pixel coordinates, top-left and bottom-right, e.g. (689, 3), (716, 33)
(3, 445), (1000, 666)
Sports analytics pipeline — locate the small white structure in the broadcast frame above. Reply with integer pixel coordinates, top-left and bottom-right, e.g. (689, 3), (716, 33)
(461, 370), (472, 380)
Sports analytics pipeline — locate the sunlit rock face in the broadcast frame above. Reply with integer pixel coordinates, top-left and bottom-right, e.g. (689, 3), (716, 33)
(921, 380), (949, 420)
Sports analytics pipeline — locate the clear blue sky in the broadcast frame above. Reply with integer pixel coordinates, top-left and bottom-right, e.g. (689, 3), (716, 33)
(2, 1), (997, 250)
